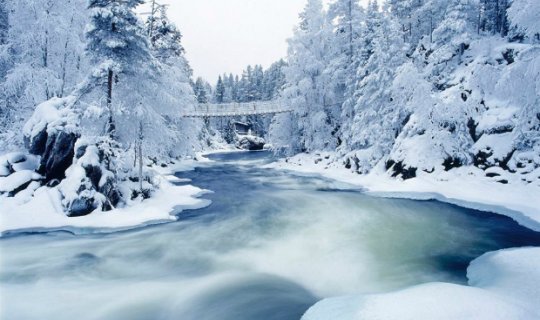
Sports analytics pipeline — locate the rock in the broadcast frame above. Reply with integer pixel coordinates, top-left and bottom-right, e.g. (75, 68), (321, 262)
(99, 177), (121, 210)
(386, 160), (417, 180)
(75, 145), (88, 159)
(39, 131), (79, 182)
(236, 135), (265, 151)
(84, 165), (102, 188)
(68, 196), (97, 217)
(26, 129), (49, 156)
(443, 157), (463, 171)
(0, 160), (12, 177)
(8, 153), (27, 164)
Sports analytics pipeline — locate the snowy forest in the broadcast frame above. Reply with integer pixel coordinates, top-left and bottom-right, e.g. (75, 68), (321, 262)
(0, 0), (216, 216)
(269, 0), (539, 181)
(1, 0), (540, 319)
(1, 0), (538, 216)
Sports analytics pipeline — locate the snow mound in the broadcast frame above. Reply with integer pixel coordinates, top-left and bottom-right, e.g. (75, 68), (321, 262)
(302, 248), (540, 320)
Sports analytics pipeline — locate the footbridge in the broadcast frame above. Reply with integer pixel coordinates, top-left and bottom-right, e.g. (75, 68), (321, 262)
(180, 101), (293, 118)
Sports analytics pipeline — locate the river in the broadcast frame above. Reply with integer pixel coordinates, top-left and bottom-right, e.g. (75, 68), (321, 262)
(2, 151), (540, 319)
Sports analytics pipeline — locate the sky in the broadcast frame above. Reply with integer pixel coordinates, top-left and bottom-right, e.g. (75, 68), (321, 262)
(140, 0), (306, 83)
(140, 0), (368, 83)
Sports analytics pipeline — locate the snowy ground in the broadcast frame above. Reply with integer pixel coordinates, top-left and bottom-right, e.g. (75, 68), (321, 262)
(265, 152), (540, 320)
(0, 168), (211, 236)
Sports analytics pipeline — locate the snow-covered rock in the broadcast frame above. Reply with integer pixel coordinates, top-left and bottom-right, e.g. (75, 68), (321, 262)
(23, 96), (80, 182)
(0, 153), (42, 196)
(236, 135), (266, 151)
(59, 138), (123, 217)
(0, 170), (42, 195)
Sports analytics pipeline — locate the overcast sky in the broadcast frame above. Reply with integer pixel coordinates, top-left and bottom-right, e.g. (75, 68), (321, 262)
(140, 0), (367, 83)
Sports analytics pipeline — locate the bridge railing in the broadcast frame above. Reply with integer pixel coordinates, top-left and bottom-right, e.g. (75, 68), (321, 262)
(181, 100), (293, 117)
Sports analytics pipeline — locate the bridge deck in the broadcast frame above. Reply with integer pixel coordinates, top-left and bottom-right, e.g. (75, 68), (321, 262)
(181, 101), (293, 118)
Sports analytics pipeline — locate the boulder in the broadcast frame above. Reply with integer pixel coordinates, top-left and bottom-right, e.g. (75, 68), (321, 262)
(39, 131), (79, 182)
(68, 196), (97, 217)
(236, 135), (265, 151)
(26, 129), (48, 155)
(386, 160), (417, 180)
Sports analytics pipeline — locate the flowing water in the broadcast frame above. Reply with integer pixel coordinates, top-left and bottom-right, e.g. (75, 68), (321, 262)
(2, 151), (540, 320)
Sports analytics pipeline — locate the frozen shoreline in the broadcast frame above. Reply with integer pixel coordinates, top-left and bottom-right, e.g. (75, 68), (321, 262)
(302, 246), (540, 320)
(266, 152), (540, 232)
(0, 173), (211, 237)
(262, 152), (540, 320)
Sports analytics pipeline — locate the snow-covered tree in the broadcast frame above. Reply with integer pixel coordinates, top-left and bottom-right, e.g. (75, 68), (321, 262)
(480, 0), (509, 36)
(1, 0), (88, 150)
(326, 0), (364, 126)
(85, 0), (150, 137)
(270, 0), (336, 153)
(262, 60), (286, 100)
(144, 6), (206, 158)
(431, 0), (475, 61)
(507, 0), (540, 43)
(214, 75), (225, 103)
(343, 8), (408, 173)
(194, 77), (210, 104)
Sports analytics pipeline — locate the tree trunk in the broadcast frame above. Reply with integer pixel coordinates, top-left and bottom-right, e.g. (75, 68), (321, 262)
(138, 121), (144, 193)
(107, 68), (115, 137)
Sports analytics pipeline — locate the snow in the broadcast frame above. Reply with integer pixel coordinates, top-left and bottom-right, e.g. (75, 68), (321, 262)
(267, 153), (540, 231)
(22, 96), (79, 139)
(507, 0), (540, 41)
(0, 170), (42, 193)
(0, 174), (211, 236)
(473, 132), (516, 161)
(476, 106), (518, 134)
(0, 152), (40, 177)
(302, 247), (540, 320)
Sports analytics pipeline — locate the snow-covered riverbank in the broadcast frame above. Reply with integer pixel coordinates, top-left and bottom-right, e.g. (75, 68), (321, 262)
(0, 165), (211, 236)
(302, 247), (540, 320)
(264, 152), (540, 320)
(267, 152), (540, 232)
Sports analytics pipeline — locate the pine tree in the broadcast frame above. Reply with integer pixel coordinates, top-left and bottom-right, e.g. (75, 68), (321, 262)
(147, 5), (186, 61)
(262, 59), (286, 100)
(481, 0), (509, 35)
(86, 0), (150, 137)
(215, 75), (225, 103)
(270, 0), (335, 152)
(194, 77), (209, 104)
(343, 7), (407, 172)
(432, 0), (474, 55)
(339, 0), (380, 148)
(326, 0), (364, 145)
